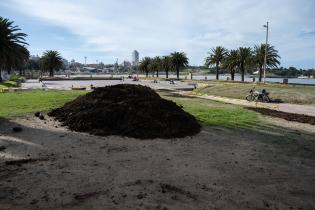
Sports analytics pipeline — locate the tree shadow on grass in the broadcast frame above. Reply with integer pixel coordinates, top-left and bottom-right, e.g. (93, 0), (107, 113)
(158, 90), (197, 99)
(270, 98), (284, 103)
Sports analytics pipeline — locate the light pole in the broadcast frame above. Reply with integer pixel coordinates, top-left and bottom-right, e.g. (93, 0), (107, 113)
(263, 21), (269, 83)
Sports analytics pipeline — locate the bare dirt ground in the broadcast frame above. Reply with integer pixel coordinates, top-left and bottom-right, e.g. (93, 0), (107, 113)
(0, 116), (315, 210)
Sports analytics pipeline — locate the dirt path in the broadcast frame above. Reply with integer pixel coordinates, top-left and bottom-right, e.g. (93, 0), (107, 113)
(0, 116), (314, 210)
(177, 91), (315, 117)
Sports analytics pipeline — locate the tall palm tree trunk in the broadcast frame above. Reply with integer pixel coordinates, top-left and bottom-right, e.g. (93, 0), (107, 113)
(176, 67), (179, 79)
(156, 70), (159, 78)
(216, 64), (219, 80)
(258, 67), (263, 82)
(49, 69), (54, 77)
(166, 69), (169, 78)
(146, 71), (148, 77)
(241, 68), (245, 82)
(231, 70), (235, 81)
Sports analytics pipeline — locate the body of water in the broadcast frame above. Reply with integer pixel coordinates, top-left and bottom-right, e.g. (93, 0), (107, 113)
(189, 75), (315, 85)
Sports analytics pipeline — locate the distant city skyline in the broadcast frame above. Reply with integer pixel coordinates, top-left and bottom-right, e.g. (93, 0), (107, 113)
(0, 0), (315, 68)
(66, 50), (139, 65)
(132, 50), (139, 66)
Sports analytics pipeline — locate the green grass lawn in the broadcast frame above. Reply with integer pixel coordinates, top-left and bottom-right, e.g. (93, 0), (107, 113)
(0, 89), (258, 129)
(194, 81), (315, 105)
(1, 89), (314, 152)
(0, 90), (88, 117)
(160, 92), (258, 128)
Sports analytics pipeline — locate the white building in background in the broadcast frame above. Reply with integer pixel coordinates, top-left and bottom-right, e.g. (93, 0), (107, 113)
(132, 50), (139, 67)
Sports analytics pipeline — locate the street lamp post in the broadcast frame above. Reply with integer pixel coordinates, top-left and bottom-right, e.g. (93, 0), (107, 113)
(263, 21), (269, 83)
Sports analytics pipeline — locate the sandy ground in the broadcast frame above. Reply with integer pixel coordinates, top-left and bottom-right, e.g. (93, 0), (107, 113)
(0, 116), (315, 210)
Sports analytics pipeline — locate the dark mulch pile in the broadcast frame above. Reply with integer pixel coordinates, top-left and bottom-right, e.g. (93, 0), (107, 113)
(48, 84), (200, 139)
(247, 107), (315, 125)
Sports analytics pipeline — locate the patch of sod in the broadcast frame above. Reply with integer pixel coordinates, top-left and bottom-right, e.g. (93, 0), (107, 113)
(0, 90), (88, 117)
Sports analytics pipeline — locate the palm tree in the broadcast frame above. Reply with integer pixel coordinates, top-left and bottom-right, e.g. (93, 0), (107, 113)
(152, 56), (161, 77)
(205, 46), (228, 80)
(222, 50), (239, 81)
(161, 56), (172, 78)
(139, 57), (151, 77)
(0, 17), (28, 82)
(10, 45), (29, 75)
(40, 50), (63, 77)
(237, 47), (252, 82)
(253, 44), (281, 82)
(170, 52), (189, 79)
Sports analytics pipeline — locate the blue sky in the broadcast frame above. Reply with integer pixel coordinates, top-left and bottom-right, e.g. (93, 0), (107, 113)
(1, 0), (315, 68)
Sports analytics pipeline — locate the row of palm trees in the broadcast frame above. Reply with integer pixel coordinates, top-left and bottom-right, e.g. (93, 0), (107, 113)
(205, 45), (281, 82)
(139, 52), (189, 79)
(0, 17), (29, 82)
(0, 16), (64, 79)
(1, 17), (281, 82)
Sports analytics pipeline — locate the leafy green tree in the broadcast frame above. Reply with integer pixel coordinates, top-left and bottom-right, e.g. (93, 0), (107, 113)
(253, 44), (280, 82)
(222, 50), (239, 81)
(0, 17), (28, 82)
(40, 50), (63, 77)
(139, 57), (151, 77)
(205, 46), (228, 80)
(270, 66), (301, 78)
(237, 47), (252, 82)
(161, 56), (172, 78)
(170, 52), (189, 79)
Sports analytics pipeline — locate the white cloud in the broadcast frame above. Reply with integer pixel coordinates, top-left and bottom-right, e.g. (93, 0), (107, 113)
(5, 0), (315, 67)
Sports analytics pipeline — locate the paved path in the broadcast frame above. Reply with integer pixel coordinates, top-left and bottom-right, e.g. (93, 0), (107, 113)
(176, 91), (315, 117)
(21, 79), (196, 91)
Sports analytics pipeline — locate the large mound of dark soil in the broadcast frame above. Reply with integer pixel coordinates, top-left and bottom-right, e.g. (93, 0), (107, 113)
(49, 84), (200, 139)
(247, 107), (315, 125)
